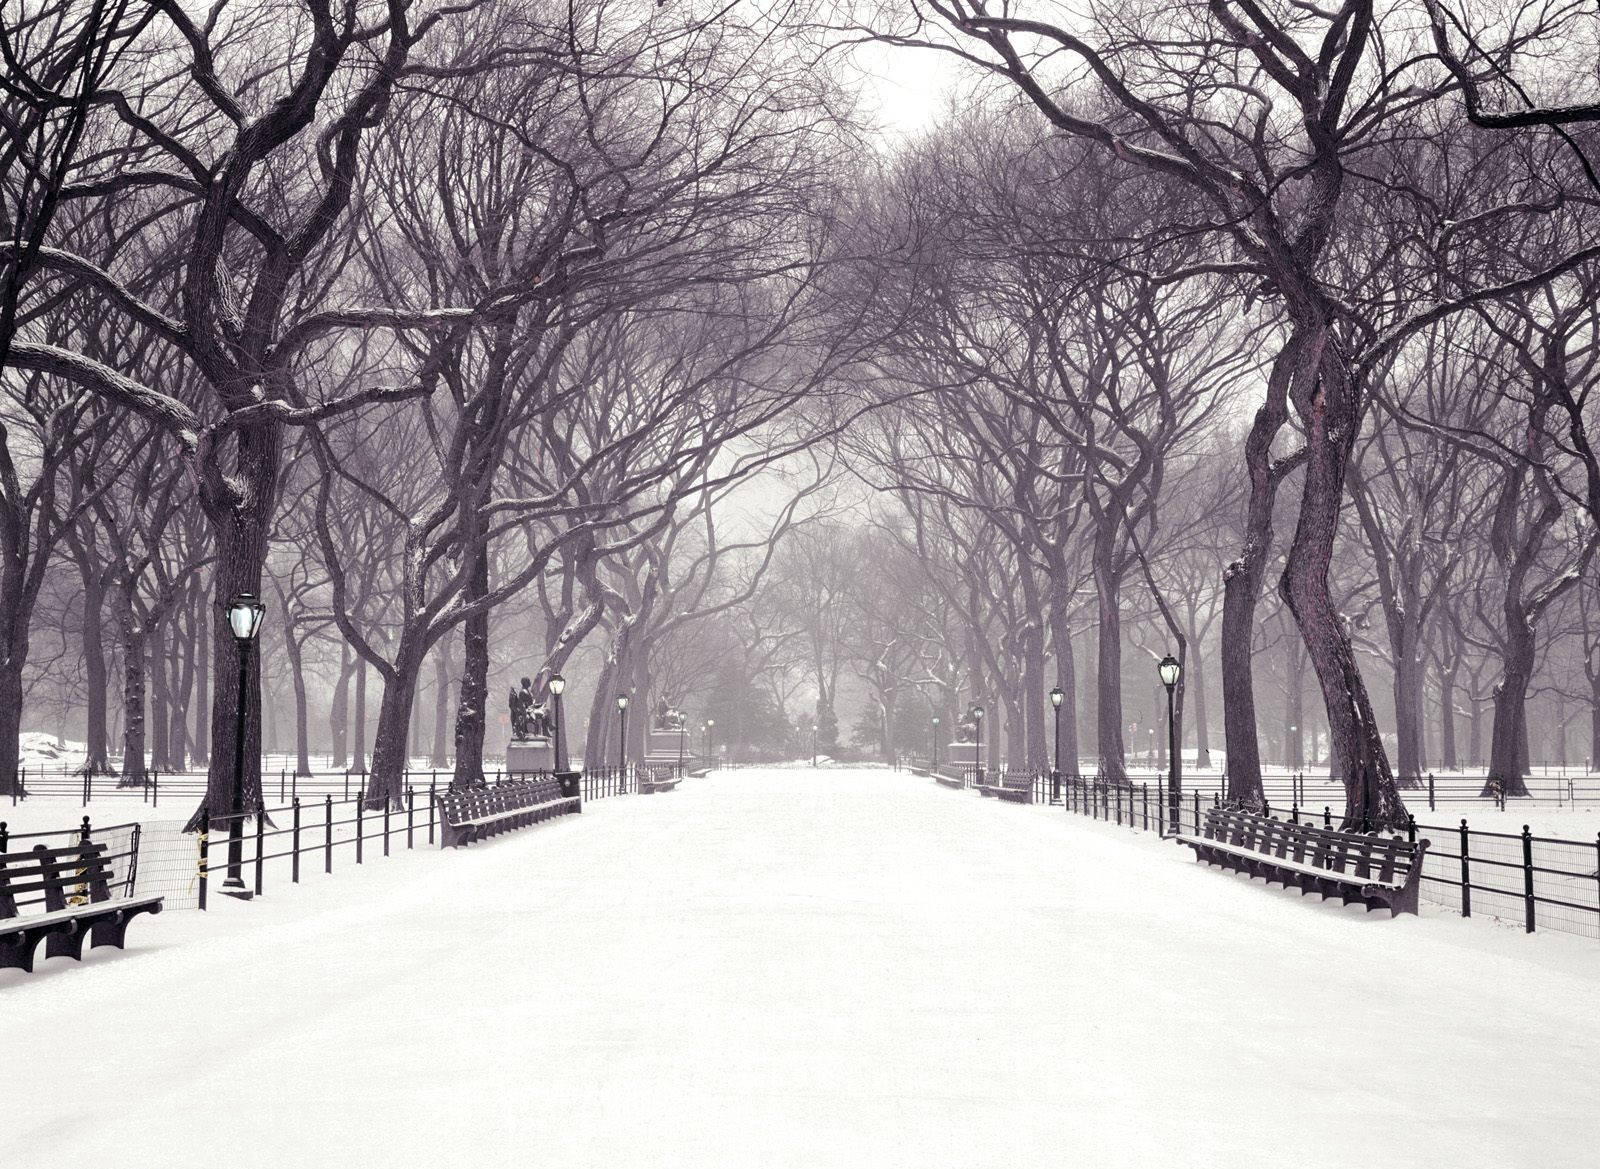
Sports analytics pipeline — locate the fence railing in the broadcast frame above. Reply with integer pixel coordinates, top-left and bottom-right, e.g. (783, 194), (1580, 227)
(1027, 772), (1600, 943)
(7, 759), (688, 914)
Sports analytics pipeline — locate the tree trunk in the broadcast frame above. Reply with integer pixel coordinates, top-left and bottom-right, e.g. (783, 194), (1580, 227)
(1048, 587), (1081, 776)
(117, 586), (149, 788)
(431, 645), (451, 768)
(330, 642), (352, 770)
(287, 631), (312, 776)
(453, 546), (489, 787)
(0, 661), (25, 798)
(1280, 355), (1407, 831)
(80, 566), (114, 775)
(193, 601), (210, 768)
(1022, 624), (1048, 771)
(1486, 621), (1536, 798)
(353, 654), (368, 774)
(1093, 534), (1127, 783)
(149, 623), (170, 773)
(1438, 658), (1459, 772)
(365, 655), (421, 809)
(1390, 619), (1425, 788)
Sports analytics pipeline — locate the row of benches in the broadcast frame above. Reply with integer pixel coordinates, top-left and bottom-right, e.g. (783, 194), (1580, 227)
(1, 836), (164, 973)
(436, 774), (582, 848)
(1176, 806), (1430, 916)
(930, 769), (1035, 804)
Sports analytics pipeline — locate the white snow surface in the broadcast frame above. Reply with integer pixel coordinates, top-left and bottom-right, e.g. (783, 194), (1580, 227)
(5, 769), (1598, 1167)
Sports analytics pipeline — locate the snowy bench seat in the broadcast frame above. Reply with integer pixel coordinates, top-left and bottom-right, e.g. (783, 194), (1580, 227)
(640, 770), (681, 794)
(436, 776), (580, 848)
(933, 772), (967, 790)
(1, 838), (163, 973)
(976, 773), (1035, 804)
(1175, 807), (1429, 917)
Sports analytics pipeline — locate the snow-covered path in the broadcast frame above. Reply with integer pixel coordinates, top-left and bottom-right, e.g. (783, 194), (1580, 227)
(6, 769), (1598, 1167)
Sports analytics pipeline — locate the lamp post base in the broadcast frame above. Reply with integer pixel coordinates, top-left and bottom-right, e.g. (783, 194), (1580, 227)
(219, 878), (253, 902)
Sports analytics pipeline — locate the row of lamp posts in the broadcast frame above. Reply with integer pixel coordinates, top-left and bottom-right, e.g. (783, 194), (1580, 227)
(926, 654), (1184, 830)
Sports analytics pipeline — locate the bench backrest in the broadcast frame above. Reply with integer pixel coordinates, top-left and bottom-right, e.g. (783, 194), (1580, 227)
(436, 775), (570, 824)
(0, 841), (117, 920)
(1201, 806), (1420, 880)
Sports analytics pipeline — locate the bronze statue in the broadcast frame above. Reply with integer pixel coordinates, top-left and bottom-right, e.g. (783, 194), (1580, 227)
(509, 677), (539, 739)
(954, 705), (980, 744)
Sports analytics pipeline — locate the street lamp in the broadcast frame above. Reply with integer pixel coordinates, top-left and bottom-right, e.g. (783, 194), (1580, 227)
(974, 704), (986, 785)
(812, 723), (819, 768)
(222, 592), (264, 900)
(706, 718), (715, 768)
(1049, 686), (1064, 803)
(1158, 655), (1181, 832)
(549, 673), (566, 773)
(672, 709), (685, 775)
(616, 694), (629, 790)
(932, 716), (940, 771)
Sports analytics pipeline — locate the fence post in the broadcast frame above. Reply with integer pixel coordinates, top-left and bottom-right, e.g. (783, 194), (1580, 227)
(254, 811), (264, 897)
(198, 806), (210, 911)
(153, 771), (159, 808)
(428, 780), (436, 845)
(1291, 802), (1299, 825)
(1522, 825), (1535, 933)
(1405, 814), (1416, 845)
(1459, 819), (1471, 918)
(1192, 790), (1200, 836)
(1324, 806), (1332, 830)
(325, 795), (334, 874)
(1427, 771), (1435, 812)
(407, 787), (414, 849)
(292, 798), (302, 884)
(356, 798), (364, 864)
(1142, 783), (1149, 831)
(0, 821), (7, 854)
(383, 798), (391, 858)
(279, 769), (285, 803)
(1115, 784), (1122, 827)
(1156, 784), (1164, 834)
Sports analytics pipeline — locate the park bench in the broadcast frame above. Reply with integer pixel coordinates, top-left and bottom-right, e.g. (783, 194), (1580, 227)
(1175, 806), (1429, 916)
(436, 775), (580, 848)
(1, 838), (163, 973)
(640, 769), (681, 794)
(977, 772), (1035, 804)
(934, 770), (966, 789)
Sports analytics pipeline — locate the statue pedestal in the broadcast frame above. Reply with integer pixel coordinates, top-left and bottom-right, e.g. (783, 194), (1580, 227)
(647, 728), (688, 756)
(947, 742), (979, 767)
(506, 739), (555, 775)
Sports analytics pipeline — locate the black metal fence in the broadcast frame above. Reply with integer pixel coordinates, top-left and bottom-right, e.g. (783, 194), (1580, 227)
(7, 760), (688, 913)
(914, 763), (1600, 943)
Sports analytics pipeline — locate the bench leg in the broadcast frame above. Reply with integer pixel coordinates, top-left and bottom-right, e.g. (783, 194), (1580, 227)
(90, 901), (162, 951)
(1, 925), (65, 974)
(45, 918), (89, 961)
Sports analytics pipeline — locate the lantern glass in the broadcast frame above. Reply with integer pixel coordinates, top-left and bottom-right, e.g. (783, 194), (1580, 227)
(549, 674), (566, 696)
(1158, 655), (1181, 688)
(617, 694), (629, 711)
(974, 705), (985, 720)
(1049, 686), (1064, 709)
(226, 593), (265, 643)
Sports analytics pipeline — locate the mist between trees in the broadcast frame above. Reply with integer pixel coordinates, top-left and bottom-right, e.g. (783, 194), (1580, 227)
(4, 0), (1600, 832)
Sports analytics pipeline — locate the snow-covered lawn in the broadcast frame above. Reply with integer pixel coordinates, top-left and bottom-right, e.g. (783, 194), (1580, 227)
(5, 769), (1597, 1167)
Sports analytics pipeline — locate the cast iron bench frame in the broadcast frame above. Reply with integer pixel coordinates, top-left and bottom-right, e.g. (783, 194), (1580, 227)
(1, 837), (163, 973)
(976, 771), (1035, 804)
(640, 769), (681, 794)
(436, 775), (580, 848)
(1175, 806), (1429, 916)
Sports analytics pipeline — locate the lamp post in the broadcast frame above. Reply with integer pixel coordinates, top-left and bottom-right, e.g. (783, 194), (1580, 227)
(549, 673), (566, 774)
(812, 723), (819, 768)
(673, 709), (685, 775)
(932, 716), (940, 771)
(974, 704), (985, 785)
(222, 592), (265, 900)
(616, 694), (629, 788)
(1049, 686), (1064, 803)
(705, 718), (715, 768)
(1158, 655), (1181, 832)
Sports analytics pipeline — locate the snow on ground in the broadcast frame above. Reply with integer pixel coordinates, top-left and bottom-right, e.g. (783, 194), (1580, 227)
(5, 769), (1599, 1168)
